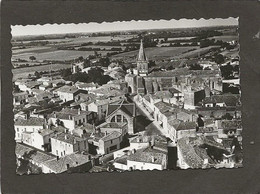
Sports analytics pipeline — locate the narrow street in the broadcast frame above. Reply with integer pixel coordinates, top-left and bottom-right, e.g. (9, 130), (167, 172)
(128, 95), (164, 135)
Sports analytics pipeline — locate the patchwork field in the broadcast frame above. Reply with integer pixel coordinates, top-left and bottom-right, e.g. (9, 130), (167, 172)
(12, 63), (72, 80)
(111, 46), (199, 61)
(12, 50), (115, 61)
(208, 35), (238, 42)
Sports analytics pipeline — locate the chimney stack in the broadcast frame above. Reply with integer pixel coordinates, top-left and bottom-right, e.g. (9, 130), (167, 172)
(78, 109), (81, 115)
(151, 156), (155, 163)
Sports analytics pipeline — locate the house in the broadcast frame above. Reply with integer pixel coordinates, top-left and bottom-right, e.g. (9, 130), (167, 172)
(88, 96), (125, 121)
(88, 84), (126, 97)
(99, 122), (128, 137)
(202, 94), (241, 108)
(167, 120), (197, 141)
(50, 132), (89, 157)
(177, 136), (229, 169)
(55, 85), (83, 102)
(41, 153), (92, 174)
(106, 102), (136, 134)
(89, 130), (124, 155)
(14, 117), (46, 142)
(30, 128), (54, 151)
(75, 82), (99, 91)
(216, 120), (242, 138)
(48, 108), (97, 131)
(127, 147), (167, 171)
(13, 92), (29, 106)
(17, 81), (41, 93)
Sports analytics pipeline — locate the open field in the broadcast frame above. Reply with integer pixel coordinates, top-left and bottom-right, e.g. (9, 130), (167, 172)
(12, 63), (72, 80)
(176, 46), (220, 59)
(111, 46), (199, 61)
(12, 46), (55, 55)
(12, 50), (115, 61)
(208, 35), (238, 42)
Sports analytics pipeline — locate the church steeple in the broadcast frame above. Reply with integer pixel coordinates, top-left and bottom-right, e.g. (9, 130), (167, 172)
(136, 39), (148, 76)
(137, 39), (147, 61)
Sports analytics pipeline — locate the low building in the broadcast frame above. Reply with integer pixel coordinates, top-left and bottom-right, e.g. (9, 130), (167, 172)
(41, 153), (92, 174)
(55, 85), (83, 102)
(127, 147), (167, 171)
(50, 132), (89, 157)
(14, 117), (46, 142)
(89, 130), (123, 155)
(48, 108), (96, 131)
(88, 96), (124, 121)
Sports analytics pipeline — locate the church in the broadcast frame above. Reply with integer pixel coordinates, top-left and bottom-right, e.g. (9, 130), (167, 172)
(125, 40), (223, 109)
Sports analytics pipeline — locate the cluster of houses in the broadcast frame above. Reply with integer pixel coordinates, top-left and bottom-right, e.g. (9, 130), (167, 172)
(13, 39), (242, 174)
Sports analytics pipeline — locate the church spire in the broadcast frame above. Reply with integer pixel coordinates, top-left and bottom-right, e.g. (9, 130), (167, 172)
(137, 39), (147, 61)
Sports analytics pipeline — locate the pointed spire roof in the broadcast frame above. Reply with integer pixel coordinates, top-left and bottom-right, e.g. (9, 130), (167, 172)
(137, 39), (147, 61)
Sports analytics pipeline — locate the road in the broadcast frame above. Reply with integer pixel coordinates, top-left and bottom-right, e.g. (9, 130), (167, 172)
(128, 95), (163, 135)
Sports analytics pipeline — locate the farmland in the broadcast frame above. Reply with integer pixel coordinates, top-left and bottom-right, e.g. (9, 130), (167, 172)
(12, 50), (114, 61)
(12, 63), (72, 80)
(111, 46), (199, 61)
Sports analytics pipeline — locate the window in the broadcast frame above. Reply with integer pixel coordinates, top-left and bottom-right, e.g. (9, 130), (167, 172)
(111, 140), (113, 144)
(75, 121), (77, 125)
(111, 116), (116, 122)
(64, 151), (65, 155)
(83, 118), (85, 123)
(110, 145), (117, 151)
(17, 128), (19, 132)
(117, 115), (122, 122)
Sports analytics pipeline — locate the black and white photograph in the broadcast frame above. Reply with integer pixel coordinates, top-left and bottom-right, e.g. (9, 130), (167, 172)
(11, 18), (242, 175)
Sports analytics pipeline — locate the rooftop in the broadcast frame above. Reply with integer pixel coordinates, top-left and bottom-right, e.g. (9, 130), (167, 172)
(42, 153), (90, 173)
(15, 117), (45, 126)
(56, 85), (79, 94)
(203, 94), (240, 107)
(127, 147), (167, 164)
(49, 108), (92, 120)
(51, 132), (87, 144)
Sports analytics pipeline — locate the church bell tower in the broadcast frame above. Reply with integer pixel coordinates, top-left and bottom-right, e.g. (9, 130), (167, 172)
(136, 39), (149, 76)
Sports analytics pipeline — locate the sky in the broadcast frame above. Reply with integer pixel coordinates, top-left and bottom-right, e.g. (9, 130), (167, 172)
(11, 17), (238, 36)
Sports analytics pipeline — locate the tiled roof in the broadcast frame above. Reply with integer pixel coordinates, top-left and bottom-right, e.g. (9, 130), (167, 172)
(49, 108), (92, 120)
(100, 122), (126, 129)
(101, 131), (122, 142)
(16, 143), (56, 163)
(127, 148), (166, 164)
(177, 137), (214, 168)
(51, 132), (87, 144)
(56, 85), (79, 94)
(42, 153), (90, 173)
(15, 117), (45, 126)
(107, 102), (135, 118)
(148, 68), (220, 78)
(37, 128), (54, 136)
(154, 91), (173, 99)
(221, 120), (242, 129)
(203, 94), (240, 107)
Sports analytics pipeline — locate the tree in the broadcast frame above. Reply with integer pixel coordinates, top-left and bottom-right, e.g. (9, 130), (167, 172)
(34, 71), (40, 78)
(214, 54), (225, 64)
(29, 56), (36, 61)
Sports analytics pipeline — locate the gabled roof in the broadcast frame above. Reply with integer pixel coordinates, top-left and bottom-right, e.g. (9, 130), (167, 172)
(15, 117), (45, 126)
(107, 102), (135, 118)
(203, 94), (240, 107)
(42, 153), (90, 173)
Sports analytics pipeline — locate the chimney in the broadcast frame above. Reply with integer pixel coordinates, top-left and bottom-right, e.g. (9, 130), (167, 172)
(56, 156), (59, 161)
(74, 139), (77, 144)
(151, 156), (155, 163)
(64, 135), (68, 140)
(78, 109), (81, 115)
(203, 158), (209, 165)
(136, 137), (140, 143)
(54, 112), (56, 118)
(69, 115), (72, 120)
